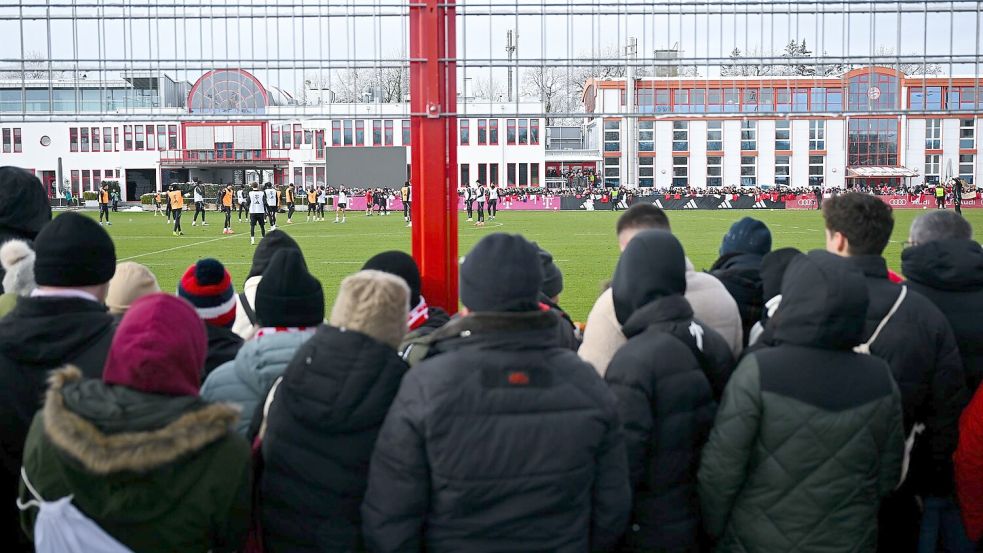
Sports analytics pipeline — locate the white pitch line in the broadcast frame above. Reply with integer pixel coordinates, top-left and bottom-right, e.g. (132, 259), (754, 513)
(118, 221), (314, 261)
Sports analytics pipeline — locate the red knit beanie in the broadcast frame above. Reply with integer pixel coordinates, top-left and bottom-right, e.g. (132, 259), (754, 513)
(177, 258), (236, 328)
(103, 293), (206, 397)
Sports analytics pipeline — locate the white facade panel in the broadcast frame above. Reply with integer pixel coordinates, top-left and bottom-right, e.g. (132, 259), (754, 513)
(942, 118), (961, 179)
(791, 120), (810, 187)
(758, 120), (776, 186)
(906, 118), (927, 188)
(826, 120), (846, 189)
(689, 120), (707, 188)
(722, 120), (741, 187)
(655, 121), (673, 188)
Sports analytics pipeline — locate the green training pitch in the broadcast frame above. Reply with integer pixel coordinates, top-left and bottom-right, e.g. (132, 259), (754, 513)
(81, 207), (983, 322)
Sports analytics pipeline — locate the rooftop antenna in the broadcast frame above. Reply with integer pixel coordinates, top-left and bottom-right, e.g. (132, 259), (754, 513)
(506, 30), (517, 102)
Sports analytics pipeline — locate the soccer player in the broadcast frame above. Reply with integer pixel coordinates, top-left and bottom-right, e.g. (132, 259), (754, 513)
(191, 180), (207, 226)
(474, 181), (486, 227)
(366, 188), (374, 216)
(401, 180), (412, 227)
(335, 186), (348, 223)
(237, 185), (248, 222)
(264, 183), (278, 229)
(221, 184), (235, 234)
(317, 186), (327, 220)
(168, 183), (185, 236)
(285, 182), (296, 223)
(306, 187), (318, 221)
(464, 184), (475, 221)
(98, 183), (112, 226)
(487, 183), (499, 220)
(248, 182), (267, 245)
(153, 190), (163, 216)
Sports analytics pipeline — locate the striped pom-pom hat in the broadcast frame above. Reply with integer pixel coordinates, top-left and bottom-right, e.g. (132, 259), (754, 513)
(177, 258), (237, 328)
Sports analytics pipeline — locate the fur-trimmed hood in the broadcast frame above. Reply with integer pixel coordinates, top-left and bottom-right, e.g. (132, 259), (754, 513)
(43, 366), (239, 474)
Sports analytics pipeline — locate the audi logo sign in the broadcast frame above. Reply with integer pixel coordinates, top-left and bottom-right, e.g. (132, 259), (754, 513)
(888, 199), (908, 206)
(798, 200), (816, 206)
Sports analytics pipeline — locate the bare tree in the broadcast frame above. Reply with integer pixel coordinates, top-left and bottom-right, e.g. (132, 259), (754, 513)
(470, 75), (506, 101)
(522, 67), (569, 125)
(375, 63), (409, 103)
(0, 50), (61, 80)
(331, 68), (373, 103)
(721, 47), (775, 76)
(873, 46), (943, 76)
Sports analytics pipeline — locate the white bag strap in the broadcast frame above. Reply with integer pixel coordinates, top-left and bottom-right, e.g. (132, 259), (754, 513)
(898, 422), (926, 489)
(17, 467), (46, 511)
(256, 376), (283, 442)
(854, 285), (907, 355)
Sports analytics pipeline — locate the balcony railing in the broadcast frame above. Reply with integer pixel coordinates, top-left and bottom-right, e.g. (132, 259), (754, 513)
(545, 148), (602, 159)
(160, 149), (291, 165)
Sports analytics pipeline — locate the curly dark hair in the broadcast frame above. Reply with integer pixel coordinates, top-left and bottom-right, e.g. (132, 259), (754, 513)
(822, 192), (894, 256)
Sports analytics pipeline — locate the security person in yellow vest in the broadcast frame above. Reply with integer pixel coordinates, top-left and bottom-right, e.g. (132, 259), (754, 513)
(935, 182), (946, 209)
(401, 181), (412, 227)
(98, 184), (112, 226)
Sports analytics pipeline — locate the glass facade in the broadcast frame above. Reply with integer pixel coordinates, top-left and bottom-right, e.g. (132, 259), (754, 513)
(848, 118), (898, 166)
(847, 72), (899, 111)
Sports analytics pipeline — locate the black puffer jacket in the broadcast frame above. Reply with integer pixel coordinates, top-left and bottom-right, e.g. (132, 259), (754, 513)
(0, 296), (114, 552)
(606, 230), (733, 553)
(709, 252), (764, 347)
(362, 310), (631, 553)
(204, 324), (243, 380)
(261, 325), (408, 553)
(0, 167), (51, 294)
(847, 255), (968, 498)
(903, 239), (983, 392)
(542, 294), (582, 351)
(699, 251), (904, 553)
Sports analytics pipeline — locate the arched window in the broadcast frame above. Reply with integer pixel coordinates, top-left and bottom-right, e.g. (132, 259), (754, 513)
(188, 69), (269, 114)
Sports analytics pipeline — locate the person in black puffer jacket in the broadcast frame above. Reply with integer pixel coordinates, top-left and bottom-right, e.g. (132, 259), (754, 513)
(823, 193), (970, 552)
(0, 167), (51, 294)
(709, 217), (771, 347)
(362, 233), (631, 553)
(903, 211), (983, 393)
(536, 243), (581, 350)
(605, 230), (734, 553)
(260, 270), (410, 553)
(363, 251), (451, 341)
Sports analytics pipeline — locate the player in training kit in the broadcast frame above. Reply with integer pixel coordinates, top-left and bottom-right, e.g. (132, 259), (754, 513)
(167, 184), (185, 235)
(98, 183), (112, 225)
(306, 187), (318, 221)
(474, 181), (486, 226)
(237, 186), (248, 222)
(464, 184), (475, 221)
(335, 187), (348, 223)
(221, 184), (235, 234)
(487, 183), (499, 220)
(248, 182), (267, 245)
(365, 189), (374, 216)
(401, 181), (412, 227)
(264, 183), (278, 229)
(191, 181), (207, 226)
(285, 183), (296, 223)
(153, 191), (163, 216)
(317, 187), (327, 220)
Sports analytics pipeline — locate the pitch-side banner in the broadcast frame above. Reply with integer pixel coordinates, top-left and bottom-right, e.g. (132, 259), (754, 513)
(560, 194), (785, 211)
(785, 194), (983, 210)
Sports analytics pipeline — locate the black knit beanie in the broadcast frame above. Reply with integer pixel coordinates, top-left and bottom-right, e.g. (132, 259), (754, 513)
(533, 243), (563, 299)
(255, 249), (324, 327)
(460, 233), (542, 312)
(248, 230), (302, 280)
(34, 212), (116, 287)
(362, 250), (421, 307)
(0, 166), (51, 239)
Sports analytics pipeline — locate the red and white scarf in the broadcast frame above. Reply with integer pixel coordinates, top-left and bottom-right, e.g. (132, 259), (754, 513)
(255, 326), (314, 339)
(408, 297), (430, 331)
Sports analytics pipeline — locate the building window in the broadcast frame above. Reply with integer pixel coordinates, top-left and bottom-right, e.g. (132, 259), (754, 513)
(123, 126), (133, 151)
(384, 120), (394, 146)
(134, 125), (145, 150)
(707, 121), (722, 151)
(926, 119), (941, 150)
(910, 87), (944, 110)
(638, 156), (654, 187)
(672, 156), (688, 186)
(741, 156), (757, 186)
(104, 127), (113, 151)
(672, 121), (689, 152)
(315, 130), (325, 158)
(518, 119), (529, 145)
(355, 121), (365, 146)
(1, 129), (10, 153)
(707, 156), (722, 187)
(81, 169), (91, 192)
(91, 127), (100, 152)
(507, 163), (516, 186)
(145, 125), (155, 150)
(530, 163), (540, 186)
(168, 125), (177, 149)
(638, 120), (654, 152)
(960, 154), (975, 184)
(477, 119), (487, 145)
(518, 162), (528, 186)
(925, 154), (941, 184)
(530, 120), (539, 145)
(809, 120), (825, 150)
(343, 120), (353, 146)
(373, 120), (383, 145)
(304, 129), (313, 145)
(331, 121), (341, 146)
(848, 118), (898, 166)
(157, 125), (166, 150)
(70, 128), (79, 152)
(960, 118), (975, 149)
(775, 120), (791, 151)
(271, 125), (281, 148)
(809, 155), (825, 186)
(80, 127), (89, 152)
(490, 163), (499, 184)
(281, 124), (292, 148)
(742, 89), (760, 113)
(506, 119), (516, 145)
(402, 120), (411, 145)
(604, 157), (620, 187)
(740, 120), (756, 150)
(12, 128), (20, 153)
(294, 124), (303, 149)
(460, 119), (469, 145)
(489, 119), (499, 145)
(460, 164), (470, 187)
(775, 155), (791, 186)
(603, 120), (620, 152)
(478, 163), (487, 184)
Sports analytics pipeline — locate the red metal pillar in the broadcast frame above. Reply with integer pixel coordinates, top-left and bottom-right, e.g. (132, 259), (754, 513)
(410, 0), (458, 313)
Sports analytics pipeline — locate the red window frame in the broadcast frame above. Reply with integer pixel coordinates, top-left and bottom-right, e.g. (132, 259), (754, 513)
(489, 119), (499, 145)
(91, 127), (101, 152)
(12, 128), (21, 153)
(373, 120), (383, 146)
(70, 128), (79, 152)
(355, 120), (365, 146)
(343, 120), (353, 146)
(507, 162), (516, 185)
(145, 125), (155, 150)
(105, 169), (113, 179)
(271, 126), (281, 149)
(530, 162), (539, 186)
(81, 170), (91, 192)
(157, 125), (166, 150)
(459, 119), (469, 145)
(530, 119), (539, 145)
(282, 124), (292, 148)
(518, 119), (528, 145)
(477, 119), (487, 145)
(506, 119), (516, 145)
(331, 121), (341, 146)
(518, 162), (528, 186)
(315, 129), (325, 159)
(135, 125), (145, 150)
(384, 120), (394, 146)
(79, 127), (89, 152)
(70, 170), (79, 195)
(293, 124), (302, 149)
(103, 127), (112, 151)
(167, 125), (177, 149)
(93, 172), (102, 191)
(1, 129), (10, 153)
(402, 120), (410, 145)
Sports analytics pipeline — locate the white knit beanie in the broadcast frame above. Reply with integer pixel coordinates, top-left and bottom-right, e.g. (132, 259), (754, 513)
(330, 270), (409, 349)
(1, 240), (36, 297)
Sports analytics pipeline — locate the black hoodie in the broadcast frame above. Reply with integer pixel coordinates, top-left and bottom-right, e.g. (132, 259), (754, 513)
(246, 230), (302, 280)
(0, 295), (113, 551)
(903, 238), (983, 392)
(605, 230), (734, 553)
(709, 251), (764, 346)
(0, 167), (52, 294)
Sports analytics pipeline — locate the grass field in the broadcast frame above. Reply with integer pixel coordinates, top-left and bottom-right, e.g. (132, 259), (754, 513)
(84, 207), (983, 322)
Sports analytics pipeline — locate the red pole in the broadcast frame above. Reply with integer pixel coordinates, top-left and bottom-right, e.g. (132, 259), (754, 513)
(410, 0), (458, 313)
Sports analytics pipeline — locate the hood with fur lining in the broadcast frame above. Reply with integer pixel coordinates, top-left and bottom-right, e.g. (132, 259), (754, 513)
(43, 366), (239, 474)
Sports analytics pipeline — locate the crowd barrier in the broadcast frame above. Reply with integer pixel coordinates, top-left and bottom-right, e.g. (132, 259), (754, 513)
(785, 193), (982, 210)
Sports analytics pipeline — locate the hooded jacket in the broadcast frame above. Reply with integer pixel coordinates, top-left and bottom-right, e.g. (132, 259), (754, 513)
(699, 251), (904, 553)
(580, 258), (743, 376)
(0, 295), (114, 551)
(847, 255), (968, 498)
(902, 239), (983, 392)
(18, 367), (251, 553)
(204, 325), (244, 379)
(200, 329), (316, 437)
(0, 167), (51, 294)
(605, 230), (733, 553)
(709, 252), (764, 347)
(232, 231), (302, 339)
(362, 309), (632, 553)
